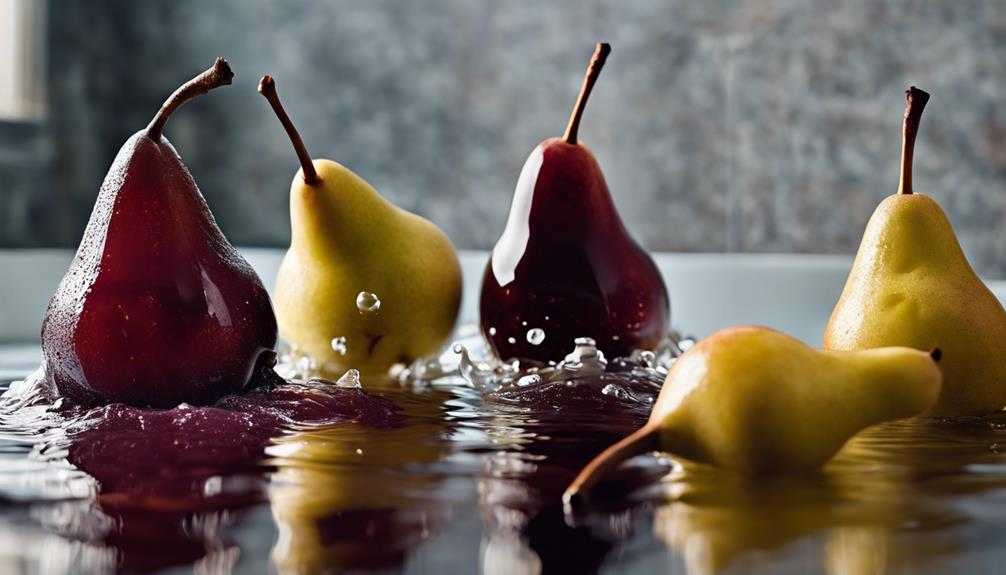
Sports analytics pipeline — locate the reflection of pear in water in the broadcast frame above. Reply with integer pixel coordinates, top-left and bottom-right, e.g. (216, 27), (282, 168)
(565, 326), (942, 505)
(825, 527), (888, 575)
(652, 471), (902, 575)
(649, 407), (1006, 574)
(268, 394), (448, 574)
(825, 87), (1006, 416)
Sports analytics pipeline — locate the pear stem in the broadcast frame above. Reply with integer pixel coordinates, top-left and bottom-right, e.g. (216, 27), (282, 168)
(258, 76), (319, 186)
(898, 86), (930, 195)
(146, 58), (233, 141)
(562, 43), (611, 145)
(563, 424), (659, 511)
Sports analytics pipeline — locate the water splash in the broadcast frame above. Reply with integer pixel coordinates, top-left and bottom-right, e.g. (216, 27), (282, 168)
(335, 369), (362, 389)
(516, 374), (542, 387)
(601, 383), (628, 399)
(356, 291), (381, 315)
(554, 337), (607, 377)
(275, 345), (316, 380)
(454, 343), (509, 391)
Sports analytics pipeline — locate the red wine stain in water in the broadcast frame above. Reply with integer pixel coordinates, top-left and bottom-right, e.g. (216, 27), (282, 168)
(18, 355), (667, 573)
(53, 380), (400, 572)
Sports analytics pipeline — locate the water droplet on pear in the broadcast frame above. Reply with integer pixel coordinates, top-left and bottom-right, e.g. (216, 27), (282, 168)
(526, 328), (546, 346)
(356, 291), (381, 315)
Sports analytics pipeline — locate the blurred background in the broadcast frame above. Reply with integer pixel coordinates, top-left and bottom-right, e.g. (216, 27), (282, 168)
(1, 0), (1005, 274)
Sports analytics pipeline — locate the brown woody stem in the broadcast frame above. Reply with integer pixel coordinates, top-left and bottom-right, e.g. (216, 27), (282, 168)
(563, 424), (659, 511)
(562, 43), (611, 145)
(258, 75), (319, 185)
(147, 58), (233, 141)
(898, 86), (930, 195)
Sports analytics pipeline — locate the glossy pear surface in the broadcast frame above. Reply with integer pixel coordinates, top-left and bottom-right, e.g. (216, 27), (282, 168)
(480, 138), (669, 363)
(653, 326), (941, 472)
(42, 132), (277, 407)
(825, 193), (1006, 416)
(274, 160), (462, 375)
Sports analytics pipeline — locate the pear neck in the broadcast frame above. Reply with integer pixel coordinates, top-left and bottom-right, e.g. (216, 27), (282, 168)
(898, 87), (930, 195)
(289, 169), (395, 258)
(846, 350), (939, 423)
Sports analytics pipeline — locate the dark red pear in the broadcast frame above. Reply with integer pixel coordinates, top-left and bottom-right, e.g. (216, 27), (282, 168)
(480, 43), (669, 363)
(42, 58), (278, 408)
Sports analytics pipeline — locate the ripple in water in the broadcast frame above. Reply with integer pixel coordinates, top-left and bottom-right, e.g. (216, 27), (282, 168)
(0, 327), (696, 573)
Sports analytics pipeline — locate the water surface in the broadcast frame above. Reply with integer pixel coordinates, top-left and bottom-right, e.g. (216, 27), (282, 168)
(1, 341), (1005, 574)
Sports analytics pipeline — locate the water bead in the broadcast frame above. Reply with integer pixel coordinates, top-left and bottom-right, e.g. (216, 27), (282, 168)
(356, 291), (381, 315)
(526, 328), (546, 346)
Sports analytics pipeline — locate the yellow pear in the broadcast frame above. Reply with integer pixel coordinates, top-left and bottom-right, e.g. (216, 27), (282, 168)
(259, 76), (462, 376)
(824, 87), (1006, 416)
(564, 326), (941, 506)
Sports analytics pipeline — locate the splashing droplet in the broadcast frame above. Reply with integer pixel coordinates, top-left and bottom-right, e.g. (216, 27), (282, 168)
(507, 337), (517, 345)
(526, 328), (546, 346)
(453, 343), (503, 390)
(356, 291), (381, 314)
(336, 368), (361, 388)
(554, 337), (608, 377)
(601, 383), (628, 399)
(331, 337), (347, 355)
(516, 374), (542, 387)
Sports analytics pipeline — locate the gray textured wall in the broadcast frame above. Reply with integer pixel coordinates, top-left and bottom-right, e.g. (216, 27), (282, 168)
(2, 1), (1005, 274)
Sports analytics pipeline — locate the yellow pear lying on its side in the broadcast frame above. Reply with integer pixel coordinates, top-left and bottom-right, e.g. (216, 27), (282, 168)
(259, 77), (462, 376)
(564, 326), (942, 506)
(824, 87), (1006, 416)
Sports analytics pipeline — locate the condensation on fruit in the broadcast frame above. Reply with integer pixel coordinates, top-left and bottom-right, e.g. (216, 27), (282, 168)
(356, 291), (381, 315)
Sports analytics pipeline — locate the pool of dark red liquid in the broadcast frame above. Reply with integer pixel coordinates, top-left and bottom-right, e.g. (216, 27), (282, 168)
(3, 346), (1006, 574)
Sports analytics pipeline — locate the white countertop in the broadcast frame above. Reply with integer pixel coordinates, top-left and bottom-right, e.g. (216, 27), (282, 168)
(2, 249), (1004, 348)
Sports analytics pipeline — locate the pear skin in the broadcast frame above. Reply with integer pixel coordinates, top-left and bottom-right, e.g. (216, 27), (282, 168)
(824, 87), (1006, 417)
(275, 159), (462, 375)
(650, 326), (941, 472)
(260, 77), (462, 377)
(42, 59), (278, 408)
(824, 194), (1006, 416)
(564, 326), (942, 506)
